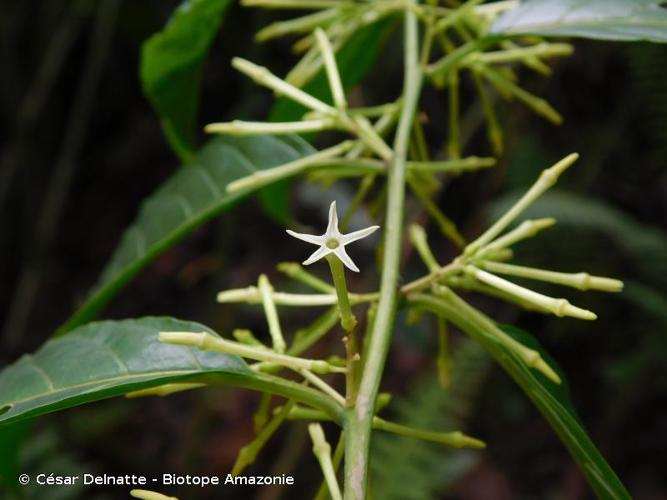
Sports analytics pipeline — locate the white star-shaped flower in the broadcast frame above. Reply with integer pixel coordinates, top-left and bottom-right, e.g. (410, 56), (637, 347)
(286, 201), (380, 272)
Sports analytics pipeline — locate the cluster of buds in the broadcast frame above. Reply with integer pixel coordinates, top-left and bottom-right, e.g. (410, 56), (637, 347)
(406, 153), (623, 382)
(203, 0), (574, 199)
(205, 26), (397, 195)
(461, 153), (623, 319)
(236, 0), (572, 159)
(409, 153), (623, 318)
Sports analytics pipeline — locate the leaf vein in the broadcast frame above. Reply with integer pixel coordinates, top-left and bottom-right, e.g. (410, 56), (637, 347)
(195, 166), (223, 199)
(223, 146), (258, 174)
(25, 355), (55, 392)
(100, 342), (131, 375)
(134, 228), (146, 257)
(172, 193), (194, 218)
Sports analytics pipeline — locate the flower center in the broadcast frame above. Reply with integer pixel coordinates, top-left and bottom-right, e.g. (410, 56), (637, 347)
(325, 238), (340, 249)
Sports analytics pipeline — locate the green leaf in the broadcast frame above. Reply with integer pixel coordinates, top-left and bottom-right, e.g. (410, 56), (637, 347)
(2, 318), (343, 426)
(412, 295), (631, 499)
(258, 17), (396, 223)
(0, 317), (251, 427)
(496, 325), (630, 499)
(140, 0), (233, 161)
(490, 0), (667, 43)
(57, 135), (314, 335)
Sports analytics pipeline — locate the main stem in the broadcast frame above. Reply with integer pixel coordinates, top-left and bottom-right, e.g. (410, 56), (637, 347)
(344, 6), (422, 499)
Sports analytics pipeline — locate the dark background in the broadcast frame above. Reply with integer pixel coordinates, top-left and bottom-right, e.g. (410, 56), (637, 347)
(1, 1), (666, 499)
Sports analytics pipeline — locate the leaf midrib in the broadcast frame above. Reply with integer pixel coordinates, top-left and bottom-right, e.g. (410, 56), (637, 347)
(1, 368), (238, 407)
(509, 17), (667, 31)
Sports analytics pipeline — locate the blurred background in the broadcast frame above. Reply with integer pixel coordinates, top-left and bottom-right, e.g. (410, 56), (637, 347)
(0, 1), (665, 499)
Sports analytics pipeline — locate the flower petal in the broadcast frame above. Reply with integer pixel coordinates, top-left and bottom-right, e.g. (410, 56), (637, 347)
(333, 246), (360, 272)
(286, 229), (324, 246)
(325, 201), (340, 238)
(339, 225), (380, 246)
(303, 245), (333, 266)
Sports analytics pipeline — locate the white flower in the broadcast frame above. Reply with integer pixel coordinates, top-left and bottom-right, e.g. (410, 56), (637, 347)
(286, 201), (380, 272)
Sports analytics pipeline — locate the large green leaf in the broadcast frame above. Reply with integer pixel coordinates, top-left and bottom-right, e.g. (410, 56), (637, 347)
(412, 295), (631, 499)
(2, 317), (343, 427)
(490, 0), (667, 43)
(57, 135), (314, 335)
(0, 317), (251, 426)
(140, 0), (233, 161)
(496, 325), (630, 499)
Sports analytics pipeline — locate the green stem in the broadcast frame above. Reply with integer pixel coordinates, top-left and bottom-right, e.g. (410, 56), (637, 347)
(258, 274), (287, 353)
(344, 329), (360, 407)
(227, 140), (354, 192)
(288, 407), (484, 448)
(475, 64), (563, 124)
(326, 254), (361, 407)
(408, 175), (465, 248)
(309, 423), (343, 500)
(300, 369), (346, 406)
(159, 331), (345, 374)
(400, 259), (462, 295)
(408, 289), (560, 382)
(409, 224), (440, 272)
(471, 69), (503, 155)
(446, 69), (460, 158)
(340, 174), (376, 231)
(217, 286), (378, 306)
(344, 6), (423, 499)
(289, 307), (340, 357)
(210, 371), (345, 424)
(277, 262), (335, 293)
(253, 393), (273, 432)
(255, 8), (341, 42)
(326, 255), (357, 333)
(427, 38), (490, 86)
(233, 399), (295, 474)
(372, 418), (485, 448)
(437, 318), (452, 388)
(465, 154), (577, 255)
(314, 433), (345, 500)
